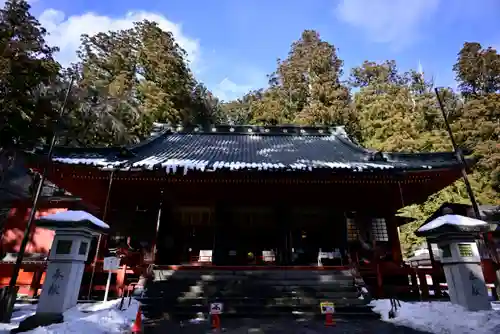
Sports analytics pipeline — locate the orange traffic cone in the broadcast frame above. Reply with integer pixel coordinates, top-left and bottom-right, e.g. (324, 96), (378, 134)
(131, 305), (143, 333)
(211, 314), (221, 331)
(324, 313), (335, 327)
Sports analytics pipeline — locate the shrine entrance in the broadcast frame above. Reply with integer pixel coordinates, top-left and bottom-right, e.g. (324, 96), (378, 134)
(289, 208), (348, 266)
(214, 206), (281, 265)
(155, 204), (349, 266)
(156, 206), (215, 265)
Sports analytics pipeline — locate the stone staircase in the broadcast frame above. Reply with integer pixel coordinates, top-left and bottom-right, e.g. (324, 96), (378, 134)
(139, 267), (378, 320)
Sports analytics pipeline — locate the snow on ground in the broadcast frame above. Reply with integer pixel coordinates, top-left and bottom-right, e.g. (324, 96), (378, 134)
(0, 299), (139, 334)
(371, 299), (500, 334)
(0, 304), (37, 333)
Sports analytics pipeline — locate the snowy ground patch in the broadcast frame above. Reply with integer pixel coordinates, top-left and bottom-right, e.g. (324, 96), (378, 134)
(0, 304), (38, 333)
(0, 299), (139, 334)
(371, 299), (500, 334)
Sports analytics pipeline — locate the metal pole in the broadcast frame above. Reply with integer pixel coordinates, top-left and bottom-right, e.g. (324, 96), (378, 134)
(103, 271), (112, 302)
(87, 170), (114, 300)
(435, 87), (500, 296)
(151, 189), (164, 263)
(2, 78), (74, 323)
(434, 88), (481, 219)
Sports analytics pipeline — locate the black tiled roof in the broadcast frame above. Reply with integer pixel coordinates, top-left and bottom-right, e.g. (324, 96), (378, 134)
(50, 125), (464, 173)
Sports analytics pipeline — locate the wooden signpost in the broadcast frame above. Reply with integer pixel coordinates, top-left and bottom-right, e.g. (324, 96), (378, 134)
(320, 301), (335, 326)
(103, 256), (120, 302)
(210, 302), (223, 331)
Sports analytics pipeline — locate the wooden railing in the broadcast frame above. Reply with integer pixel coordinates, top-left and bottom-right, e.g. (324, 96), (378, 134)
(0, 261), (47, 297)
(0, 260), (141, 300)
(362, 264), (446, 300)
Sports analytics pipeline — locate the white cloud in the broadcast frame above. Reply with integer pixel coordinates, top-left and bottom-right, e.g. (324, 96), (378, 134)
(35, 7), (263, 101)
(213, 78), (254, 101)
(38, 9), (200, 68)
(335, 0), (440, 48)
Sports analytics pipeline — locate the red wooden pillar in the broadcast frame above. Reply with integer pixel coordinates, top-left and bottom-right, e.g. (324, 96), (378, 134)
(369, 221), (383, 298)
(417, 271), (429, 299)
(151, 190), (164, 264)
(116, 264), (126, 296)
(387, 216), (402, 264)
(29, 266), (44, 298)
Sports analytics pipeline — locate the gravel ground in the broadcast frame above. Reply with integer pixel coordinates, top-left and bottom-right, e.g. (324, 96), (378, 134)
(143, 317), (433, 334)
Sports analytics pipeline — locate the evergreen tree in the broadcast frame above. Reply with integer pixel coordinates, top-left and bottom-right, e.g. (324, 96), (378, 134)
(135, 20), (196, 125)
(189, 82), (223, 126)
(248, 30), (360, 138)
(0, 0), (61, 189)
(0, 0), (61, 149)
(453, 42), (500, 98)
(68, 20), (217, 145)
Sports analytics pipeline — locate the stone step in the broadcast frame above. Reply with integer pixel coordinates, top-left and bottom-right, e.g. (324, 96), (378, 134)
(143, 304), (379, 320)
(151, 279), (356, 288)
(178, 290), (359, 300)
(152, 289), (359, 302)
(147, 281), (356, 291)
(138, 301), (374, 320)
(138, 293), (366, 306)
(145, 282), (360, 299)
(142, 268), (368, 320)
(152, 270), (355, 281)
(171, 306), (370, 316)
(150, 286), (358, 298)
(151, 287), (359, 294)
(141, 307), (379, 321)
(175, 295), (363, 305)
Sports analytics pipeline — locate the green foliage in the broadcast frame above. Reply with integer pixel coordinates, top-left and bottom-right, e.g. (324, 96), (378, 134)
(215, 36), (499, 260)
(0, 4), (498, 259)
(223, 30), (360, 139)
(59, 20), (221, 146)
(348, 50), (499, 255)
(0, 0), (61, 149)
(453, 42), (500, 97)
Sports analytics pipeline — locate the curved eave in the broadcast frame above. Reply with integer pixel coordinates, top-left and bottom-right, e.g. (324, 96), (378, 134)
(33, 124), (471, 175)
(47, 159), (465, 175)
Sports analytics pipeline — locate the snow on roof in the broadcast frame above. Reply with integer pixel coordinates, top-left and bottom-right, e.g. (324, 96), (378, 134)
(39, 210), (109, 230)
(417, 214), (488, 233)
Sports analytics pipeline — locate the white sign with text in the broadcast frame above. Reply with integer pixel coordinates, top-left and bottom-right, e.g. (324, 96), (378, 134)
(210, 302), (223, 315)
(103, 256), (121, 271)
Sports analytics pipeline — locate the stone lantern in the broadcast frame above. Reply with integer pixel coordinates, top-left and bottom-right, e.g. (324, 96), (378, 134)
(15, 211), (109, 332)
(416, 214), (491, 311)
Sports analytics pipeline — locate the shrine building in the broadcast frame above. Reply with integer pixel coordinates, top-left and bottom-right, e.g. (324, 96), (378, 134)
(30, 124), (468, 274)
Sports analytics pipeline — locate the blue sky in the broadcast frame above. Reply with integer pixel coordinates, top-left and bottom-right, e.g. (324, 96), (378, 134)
(29, 0), (500, 101)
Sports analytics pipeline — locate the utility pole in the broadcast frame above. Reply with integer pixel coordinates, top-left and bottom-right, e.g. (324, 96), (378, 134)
(1, 78), (74, 323)
(435, 87), (500, 298)
(434, 88), (481, 219)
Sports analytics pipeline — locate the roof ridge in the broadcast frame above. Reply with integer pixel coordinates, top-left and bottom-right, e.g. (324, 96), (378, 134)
(147, 123), (347, 136)
(128, 123), (171, 152)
